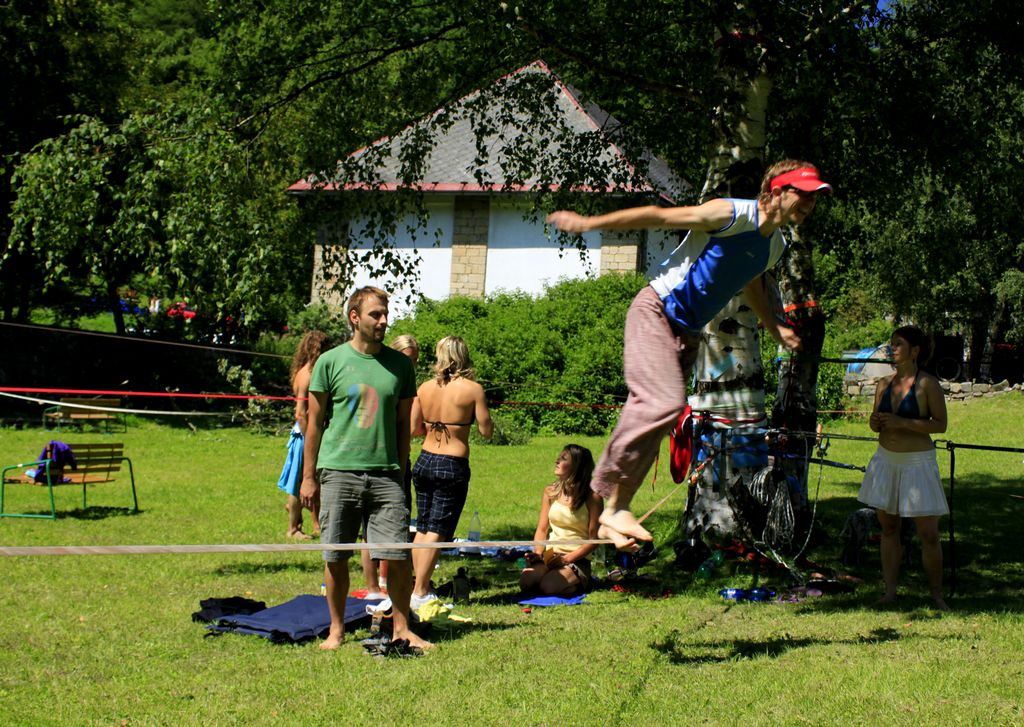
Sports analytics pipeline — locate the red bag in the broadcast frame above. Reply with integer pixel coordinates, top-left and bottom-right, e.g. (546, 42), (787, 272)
(669, 405), (693, 483)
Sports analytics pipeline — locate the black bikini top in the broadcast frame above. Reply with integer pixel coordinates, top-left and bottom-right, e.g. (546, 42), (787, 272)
(424, 414), (475, 444)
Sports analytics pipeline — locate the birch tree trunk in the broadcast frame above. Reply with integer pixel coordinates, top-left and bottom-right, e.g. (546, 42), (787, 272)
(686, 43), (823, 540)
(770, 226), (825, 516)
(685, 71), (774, 538)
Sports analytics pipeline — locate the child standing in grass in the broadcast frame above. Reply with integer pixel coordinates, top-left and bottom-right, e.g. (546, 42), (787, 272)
(520, 444), (601, 597)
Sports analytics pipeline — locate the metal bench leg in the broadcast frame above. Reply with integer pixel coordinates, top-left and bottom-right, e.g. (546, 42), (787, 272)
(0, 462), (58, 519)
(125, 458), (139, 513)
(44, 462), (57, 519)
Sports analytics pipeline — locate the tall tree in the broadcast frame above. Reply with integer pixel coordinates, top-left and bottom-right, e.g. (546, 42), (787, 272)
(816, 0), (1024, 374)
(6, 0), (1023, 359)
(0, 0), (131, 320)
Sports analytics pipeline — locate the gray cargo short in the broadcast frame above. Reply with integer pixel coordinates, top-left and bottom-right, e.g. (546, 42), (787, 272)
(318, 468), (410, 562)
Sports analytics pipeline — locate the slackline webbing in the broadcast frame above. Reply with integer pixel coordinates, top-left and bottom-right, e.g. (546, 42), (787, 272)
(0, 539), (610, 557)
(0, 386), (295, 400)
(0, 391), (232, 417)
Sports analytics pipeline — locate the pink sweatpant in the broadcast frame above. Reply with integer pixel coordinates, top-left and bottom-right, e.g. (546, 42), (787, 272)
(592, 286), (700, 501)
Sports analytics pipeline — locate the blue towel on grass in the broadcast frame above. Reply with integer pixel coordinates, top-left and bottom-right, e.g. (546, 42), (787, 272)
(206, 594), (372, 643)
(518, 595), (587, 607)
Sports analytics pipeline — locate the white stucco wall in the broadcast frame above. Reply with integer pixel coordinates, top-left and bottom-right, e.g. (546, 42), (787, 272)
(485, 200), (599, 296)
(345, 201), (454, 318)
(330, 196), (674, 318)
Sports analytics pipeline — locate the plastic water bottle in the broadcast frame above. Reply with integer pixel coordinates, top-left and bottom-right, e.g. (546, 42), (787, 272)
(695, 550), (725, 581)
(467, 510), (482, 552)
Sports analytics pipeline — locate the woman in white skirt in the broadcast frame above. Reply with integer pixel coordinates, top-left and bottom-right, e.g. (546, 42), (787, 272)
(858, 326), (949, 610)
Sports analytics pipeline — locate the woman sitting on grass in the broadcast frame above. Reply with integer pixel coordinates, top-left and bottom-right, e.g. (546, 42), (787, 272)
(520, 444), (601, 597)
(858, 325), (949, 610)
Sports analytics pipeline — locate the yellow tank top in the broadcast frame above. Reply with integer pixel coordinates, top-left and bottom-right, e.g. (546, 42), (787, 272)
(548, 499), (589, 554)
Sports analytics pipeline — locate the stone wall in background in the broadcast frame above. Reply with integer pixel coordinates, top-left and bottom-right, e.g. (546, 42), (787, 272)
(844, 376), (1023, 402)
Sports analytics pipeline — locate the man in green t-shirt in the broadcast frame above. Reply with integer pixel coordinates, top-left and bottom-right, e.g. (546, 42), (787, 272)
(300, 286), (430, 652)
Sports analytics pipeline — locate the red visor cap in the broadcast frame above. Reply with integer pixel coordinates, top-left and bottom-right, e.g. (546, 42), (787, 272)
(769, 167), (832, 193)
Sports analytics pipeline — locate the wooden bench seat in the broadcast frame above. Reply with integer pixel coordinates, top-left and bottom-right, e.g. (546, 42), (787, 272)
(43, 397), (127, 433)
(1, 442), (139, 520)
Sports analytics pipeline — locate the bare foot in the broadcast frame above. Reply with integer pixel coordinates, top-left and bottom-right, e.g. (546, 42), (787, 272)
(287, 529), (312, 540)
(599, 508), (652, 543)
(319, 630), (344, 650)
(393, 628), (433, 652)
(875, 594), (898, 606)
(598, 524), (640, 553)
(932, 596), (951, 612)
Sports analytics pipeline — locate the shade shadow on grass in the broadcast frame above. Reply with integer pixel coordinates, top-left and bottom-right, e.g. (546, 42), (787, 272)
(651, 626), (905, 665)
(648, 468), (1024, 614)
(826, 476), (1024, 612)
(213, 560), (313, 576)
(55, 505), (141, 520)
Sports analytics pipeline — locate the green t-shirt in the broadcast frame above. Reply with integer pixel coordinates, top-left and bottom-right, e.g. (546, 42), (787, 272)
(309, 342), (416, 471)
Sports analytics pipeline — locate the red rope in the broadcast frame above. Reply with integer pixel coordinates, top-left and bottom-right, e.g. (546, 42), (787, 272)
(0, 386), (296, 401)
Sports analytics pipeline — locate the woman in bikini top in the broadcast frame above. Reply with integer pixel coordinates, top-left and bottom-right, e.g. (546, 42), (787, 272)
(870, 331), (946, 453)
(424, 413), (476, 444)
(863, 326), (950, 610)
(409, 337), (493, 607)
(412, 336), (493, 458)
(878, 369), (924, 418)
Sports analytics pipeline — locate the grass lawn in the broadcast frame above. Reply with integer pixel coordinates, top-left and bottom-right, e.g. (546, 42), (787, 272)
(1, 395), (1022, 726)
(29, 308), (120, 333)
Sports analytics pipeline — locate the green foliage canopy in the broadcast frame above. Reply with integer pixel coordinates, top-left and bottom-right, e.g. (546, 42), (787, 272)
(3, 0), (1024, 356)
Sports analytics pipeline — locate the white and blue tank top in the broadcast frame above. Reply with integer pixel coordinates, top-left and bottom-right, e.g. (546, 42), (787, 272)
(648, 198), (786, 335)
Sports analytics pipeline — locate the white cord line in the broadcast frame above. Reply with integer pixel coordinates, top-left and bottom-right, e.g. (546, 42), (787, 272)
(0, 539), (612, 557)
(0, 391), (232, 417)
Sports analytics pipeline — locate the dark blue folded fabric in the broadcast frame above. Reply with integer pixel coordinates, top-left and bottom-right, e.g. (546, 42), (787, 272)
(206, 595), (372, 643)
(192, 596), (266, 623)
(517, 595), (586, 607)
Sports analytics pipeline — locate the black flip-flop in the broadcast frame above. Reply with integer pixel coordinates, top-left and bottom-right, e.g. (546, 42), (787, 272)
(362, 635), (424, 658)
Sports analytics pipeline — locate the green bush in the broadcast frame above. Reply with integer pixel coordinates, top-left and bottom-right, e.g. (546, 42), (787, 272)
(287, 303), (350, 342)
(393, 273), (870, 435)
(473, 412), (532, 446)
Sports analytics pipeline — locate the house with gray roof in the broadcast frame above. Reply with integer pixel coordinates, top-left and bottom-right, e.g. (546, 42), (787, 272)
(288, 60), (690, 315)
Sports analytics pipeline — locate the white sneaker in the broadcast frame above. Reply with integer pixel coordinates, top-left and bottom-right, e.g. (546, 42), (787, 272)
(365, 597), (393, 615)
(410, 592), (438, 610)
(364, 591), (388, 600)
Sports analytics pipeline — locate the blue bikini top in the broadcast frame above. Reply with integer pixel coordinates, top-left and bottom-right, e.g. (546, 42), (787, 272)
(879, 371), (925, 419)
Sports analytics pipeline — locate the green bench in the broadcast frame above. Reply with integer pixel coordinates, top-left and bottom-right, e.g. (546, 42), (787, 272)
(1, 442), (139, 520)
(43, 397), (127, 433)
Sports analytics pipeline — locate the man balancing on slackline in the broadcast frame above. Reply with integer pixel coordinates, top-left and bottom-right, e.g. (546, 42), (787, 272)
(546, 160), (831, 550)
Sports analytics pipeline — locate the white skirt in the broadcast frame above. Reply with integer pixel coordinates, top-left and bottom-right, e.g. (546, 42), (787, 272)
(858, 445), (949, 517)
